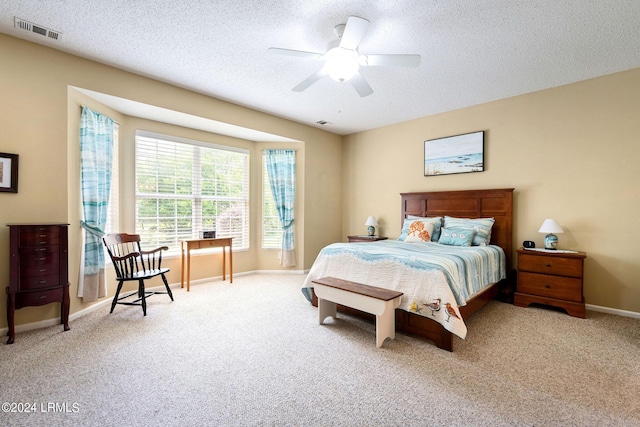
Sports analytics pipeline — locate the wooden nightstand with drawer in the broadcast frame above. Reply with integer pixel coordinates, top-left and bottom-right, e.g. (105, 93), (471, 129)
(514, 248), (587, 318)
(347, 236), (388, 243)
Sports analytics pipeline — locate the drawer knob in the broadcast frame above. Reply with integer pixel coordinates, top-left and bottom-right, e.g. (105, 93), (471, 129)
(545, 284), (551, 289)
(546, 263), (552, 267)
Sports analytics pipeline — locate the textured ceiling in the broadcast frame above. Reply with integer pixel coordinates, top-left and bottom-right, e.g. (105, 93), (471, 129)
(1, 0), (640, 136)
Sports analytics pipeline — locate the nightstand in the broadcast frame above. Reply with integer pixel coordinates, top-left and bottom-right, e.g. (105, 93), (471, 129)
(347, 236), (388, 243)
(514, 248), (587, 318)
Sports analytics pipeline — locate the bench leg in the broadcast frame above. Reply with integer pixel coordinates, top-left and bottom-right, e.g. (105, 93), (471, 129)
(318, 298), (337, 324)
(375, 302), (396, 348)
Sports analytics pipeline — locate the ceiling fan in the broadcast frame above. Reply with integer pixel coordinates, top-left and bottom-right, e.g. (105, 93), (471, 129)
(268, 16), (421, 97)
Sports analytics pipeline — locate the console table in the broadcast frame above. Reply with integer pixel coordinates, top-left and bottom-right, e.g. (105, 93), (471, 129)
(180, 237), (233, 291)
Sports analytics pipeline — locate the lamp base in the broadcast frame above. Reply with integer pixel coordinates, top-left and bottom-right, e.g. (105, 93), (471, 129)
(544, 233), (558, 250)
(367, 226), (375, 237)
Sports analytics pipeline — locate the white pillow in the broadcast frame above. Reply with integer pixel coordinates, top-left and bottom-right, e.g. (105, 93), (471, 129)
(399, 217), (442, 241)
(403, 221), (435, 243)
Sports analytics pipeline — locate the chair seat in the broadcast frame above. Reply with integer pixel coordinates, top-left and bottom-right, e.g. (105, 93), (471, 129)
(120, 268), (170, 281)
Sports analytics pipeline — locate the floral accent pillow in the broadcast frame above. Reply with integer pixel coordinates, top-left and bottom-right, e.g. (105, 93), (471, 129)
(404, 221), (435, 243)
(398, 216), (442, 241)
(438, 227), (476, 246)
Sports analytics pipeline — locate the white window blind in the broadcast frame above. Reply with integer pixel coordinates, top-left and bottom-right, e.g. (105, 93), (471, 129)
(135, 132), (250, 252)
(262, 153), (283, 249)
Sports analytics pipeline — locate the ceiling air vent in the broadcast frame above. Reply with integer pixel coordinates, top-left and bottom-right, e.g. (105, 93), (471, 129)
(316, 120), (332, 126)
(14, 17), (61, 41)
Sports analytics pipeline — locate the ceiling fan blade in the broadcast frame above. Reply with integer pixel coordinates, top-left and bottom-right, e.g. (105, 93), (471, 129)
(360, 54), (421, 67)
(350, 72), (373, 97)
(267, 48), (322, 59)
(292, 69), (327, 92)
(339, 16), (369, 50)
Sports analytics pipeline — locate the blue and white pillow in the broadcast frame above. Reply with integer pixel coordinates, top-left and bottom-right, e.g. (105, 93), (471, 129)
(443, 216), (495, 246)
(438, 227), (476, 246)
(399, 216), (442, 241)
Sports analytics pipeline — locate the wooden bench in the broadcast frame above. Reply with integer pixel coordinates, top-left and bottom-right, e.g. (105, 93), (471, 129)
(311, 277), (403, 348)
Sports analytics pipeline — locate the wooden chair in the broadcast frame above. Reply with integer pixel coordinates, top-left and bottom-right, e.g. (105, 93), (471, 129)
(103, 233), (174, 315)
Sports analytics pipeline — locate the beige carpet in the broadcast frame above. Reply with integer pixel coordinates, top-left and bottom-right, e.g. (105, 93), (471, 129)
(1, 274), (639, 427)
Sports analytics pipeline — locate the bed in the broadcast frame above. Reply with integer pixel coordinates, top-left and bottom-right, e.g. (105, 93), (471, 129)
(302, 188), (514, 351)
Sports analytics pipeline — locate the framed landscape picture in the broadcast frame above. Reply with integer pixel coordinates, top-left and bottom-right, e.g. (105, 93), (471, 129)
(424, 131), (484, 176)
(0, 152), (19, 193)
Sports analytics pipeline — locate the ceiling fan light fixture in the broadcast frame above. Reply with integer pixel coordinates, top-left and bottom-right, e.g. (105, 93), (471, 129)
(323, 47), (359, 82)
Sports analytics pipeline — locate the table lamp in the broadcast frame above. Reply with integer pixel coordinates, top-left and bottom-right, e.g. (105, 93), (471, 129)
(538, 219), (564, 249)
(365, 216), (378, 236)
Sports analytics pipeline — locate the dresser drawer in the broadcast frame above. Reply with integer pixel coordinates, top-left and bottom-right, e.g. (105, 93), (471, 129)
(189, 238), (230, 249)
(15, 287), (64, 308)
(518, 254), (583, 278)
(19, 226), (61, 247)
(518, 271), (583, 302)
(20, 274), (62, 291)
(19, 248), (60, 276)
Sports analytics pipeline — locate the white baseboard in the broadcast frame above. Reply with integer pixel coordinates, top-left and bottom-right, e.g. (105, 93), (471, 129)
(586, 303), (640, 319)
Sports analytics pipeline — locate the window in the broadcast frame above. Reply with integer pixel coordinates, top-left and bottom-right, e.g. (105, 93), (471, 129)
(135, 132), (250, 252)
(262, 153), (283, 249)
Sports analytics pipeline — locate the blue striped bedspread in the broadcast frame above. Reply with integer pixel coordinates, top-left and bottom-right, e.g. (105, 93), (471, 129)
(302, 240), (506, 339)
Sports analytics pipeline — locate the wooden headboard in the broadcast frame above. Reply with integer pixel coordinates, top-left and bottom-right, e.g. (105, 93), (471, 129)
(400, 188), (514, 270)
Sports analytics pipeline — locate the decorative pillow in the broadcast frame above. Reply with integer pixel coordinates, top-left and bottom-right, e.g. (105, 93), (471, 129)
(399, 216), (442, 241)
(443, 216), (495, 246)
(404, 221), (435, 243)
(438, 227), (476, 246)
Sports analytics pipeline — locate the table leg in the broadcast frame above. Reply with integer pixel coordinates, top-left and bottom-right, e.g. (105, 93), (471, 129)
(222, 245), (226, 281)
(186, 247), (191, 292)
(180, 243), (185, 289)
(62, 285), (70, 331)
(7, 293), (15, 344)
(229, 243), (233, 284)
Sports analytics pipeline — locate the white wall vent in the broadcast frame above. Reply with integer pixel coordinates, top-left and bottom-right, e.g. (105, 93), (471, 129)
(14, 17), (61, 40)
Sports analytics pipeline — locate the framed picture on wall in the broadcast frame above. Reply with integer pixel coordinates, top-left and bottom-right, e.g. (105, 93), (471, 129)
(0, 152), (19, 193)
(424, 131), (484, 176)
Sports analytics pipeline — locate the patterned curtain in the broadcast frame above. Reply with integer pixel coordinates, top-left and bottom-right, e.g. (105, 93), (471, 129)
(265, 149), (296, 267)
(78, 107), (114, 302)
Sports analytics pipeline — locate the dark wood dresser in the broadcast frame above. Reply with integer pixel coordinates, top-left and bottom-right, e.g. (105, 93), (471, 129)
(514, 248), (587, 318)
(6, 223), (70, 344)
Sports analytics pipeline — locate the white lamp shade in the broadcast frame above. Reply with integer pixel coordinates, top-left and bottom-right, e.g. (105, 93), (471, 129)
(538, 219), (564, 234)
(365, 216), (378, 227)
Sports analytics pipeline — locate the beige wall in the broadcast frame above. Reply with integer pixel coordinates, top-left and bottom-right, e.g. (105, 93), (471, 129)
(343, 67), (640, 313)
(2, 30), (638, 332)
(0, 34), (342, 330)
